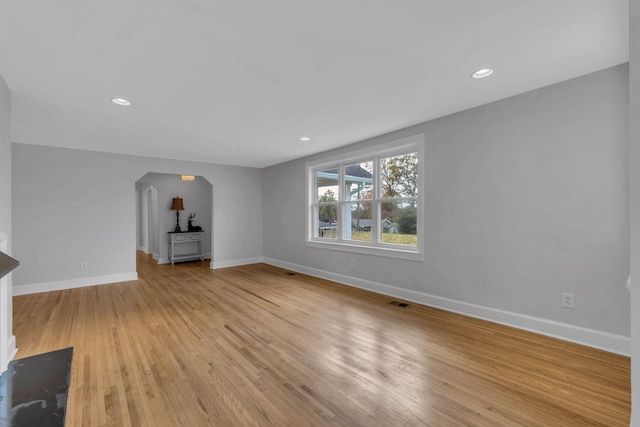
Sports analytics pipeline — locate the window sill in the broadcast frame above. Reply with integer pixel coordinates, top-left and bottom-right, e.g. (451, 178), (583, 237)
(305, 240), (424, 261)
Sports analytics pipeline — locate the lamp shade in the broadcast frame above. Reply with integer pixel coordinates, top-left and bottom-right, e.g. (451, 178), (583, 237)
(170, 197), (184, 211)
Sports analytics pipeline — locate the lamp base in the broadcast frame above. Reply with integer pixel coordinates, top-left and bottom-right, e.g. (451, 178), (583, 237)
(174, 209), (182, 232)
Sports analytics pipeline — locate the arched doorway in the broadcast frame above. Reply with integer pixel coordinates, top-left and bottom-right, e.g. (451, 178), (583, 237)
(135, 173), (213, 267)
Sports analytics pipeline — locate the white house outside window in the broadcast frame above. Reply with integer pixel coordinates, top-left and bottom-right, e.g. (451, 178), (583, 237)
(306, 134), (424, 260)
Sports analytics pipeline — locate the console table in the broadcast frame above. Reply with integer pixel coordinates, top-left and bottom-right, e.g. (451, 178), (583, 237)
(168, 231), (205, 265)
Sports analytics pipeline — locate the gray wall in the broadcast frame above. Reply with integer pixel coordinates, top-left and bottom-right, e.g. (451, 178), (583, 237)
(12, 144), (263, 286)
(630, 0), (639, 423)
(137, 173), (213, 262)
(263, 64), (630, 338)
(0, 73), (10, 245)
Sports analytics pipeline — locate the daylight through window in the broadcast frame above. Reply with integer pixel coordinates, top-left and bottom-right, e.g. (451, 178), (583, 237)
(307, 135), (423, 257)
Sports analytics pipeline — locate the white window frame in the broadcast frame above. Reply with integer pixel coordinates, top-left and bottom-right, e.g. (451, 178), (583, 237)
(305, 134), (424, 261)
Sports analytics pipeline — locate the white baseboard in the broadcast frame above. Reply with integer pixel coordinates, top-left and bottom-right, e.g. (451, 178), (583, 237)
(6, 335), (16, 362)
(1, 335), (17, 372)
(158, 252), (212, 265)
(262, 257), (630, 356)
(210, 257), (263, 270)
(13, 272), (139, 296)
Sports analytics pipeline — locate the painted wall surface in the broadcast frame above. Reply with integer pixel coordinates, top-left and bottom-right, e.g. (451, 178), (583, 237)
(263, 64), (630, 337)
(137, 173), (213, 262)
(0, 73), (10, 245)
(11, 144), (262, 287)
(630, 0), (639, 423)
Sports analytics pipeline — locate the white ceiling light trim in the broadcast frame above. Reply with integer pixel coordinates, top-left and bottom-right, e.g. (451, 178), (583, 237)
(111, 98), (132, 106)
(471, 68), (494, 79)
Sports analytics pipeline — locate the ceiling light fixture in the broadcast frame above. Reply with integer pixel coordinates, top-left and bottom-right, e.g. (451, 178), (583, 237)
(471, 68), (494, 79)
(111, 98), (131, 106)
(180, 175), (195, 181)
(299, 136), (311, 141)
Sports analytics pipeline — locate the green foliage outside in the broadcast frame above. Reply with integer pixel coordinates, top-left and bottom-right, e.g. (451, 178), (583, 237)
(317, 153), (418, 245)
(380, 153), (418, 199)
(380, 233), (417, 246)
(397, 207), (417, 234)
(353, 231), (416, 246)
(318, 229), (338, 239)
(318, 190), (337, 223)
(320, 231), (417, 246)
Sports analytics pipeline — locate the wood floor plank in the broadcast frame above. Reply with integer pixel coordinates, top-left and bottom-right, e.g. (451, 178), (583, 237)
(11, 252), (630, 426)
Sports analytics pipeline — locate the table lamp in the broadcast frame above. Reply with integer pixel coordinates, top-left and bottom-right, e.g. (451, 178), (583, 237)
(170, 197), (184, 232)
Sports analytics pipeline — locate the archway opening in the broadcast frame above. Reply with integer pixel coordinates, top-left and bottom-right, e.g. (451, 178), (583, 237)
(135, 173), (213, 269)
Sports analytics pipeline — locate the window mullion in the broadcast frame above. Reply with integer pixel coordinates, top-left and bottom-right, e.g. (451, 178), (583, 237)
(338, 164), (345, 242)
(372, 156), (381, 245)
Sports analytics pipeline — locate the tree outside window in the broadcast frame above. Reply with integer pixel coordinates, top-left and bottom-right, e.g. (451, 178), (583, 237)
(308, 135), (422, 255)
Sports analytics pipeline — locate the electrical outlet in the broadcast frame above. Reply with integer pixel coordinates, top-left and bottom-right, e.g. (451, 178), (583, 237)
(80, 262), (88, 271)
(349, 259), (356, 267)
(561, 292), (574, 309)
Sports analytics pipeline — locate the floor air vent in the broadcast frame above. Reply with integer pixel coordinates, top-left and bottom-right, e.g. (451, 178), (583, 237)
(286, 272), (296, 276)
(388, 301), (409, 308)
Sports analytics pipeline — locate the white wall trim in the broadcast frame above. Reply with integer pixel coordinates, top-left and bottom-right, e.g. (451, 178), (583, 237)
(6, 334), (16, 360)
(12, 272), (138, 296)
(262, 257), (630, 356)
(0, 231), (16, 373)
(210, 257), (263, 270)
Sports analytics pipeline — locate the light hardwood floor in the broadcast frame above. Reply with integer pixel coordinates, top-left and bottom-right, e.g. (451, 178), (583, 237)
(12, 252), (630, 426)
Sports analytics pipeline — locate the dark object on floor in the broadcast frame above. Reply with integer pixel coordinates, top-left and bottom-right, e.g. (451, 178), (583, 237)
(0, 347), (73, 426)
(0, 251), (19, 280)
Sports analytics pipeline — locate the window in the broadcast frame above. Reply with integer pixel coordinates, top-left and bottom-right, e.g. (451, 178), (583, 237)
(306, 134), (423, 259)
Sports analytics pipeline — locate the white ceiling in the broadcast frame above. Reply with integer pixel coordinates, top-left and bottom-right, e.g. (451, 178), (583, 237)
(0, 1), (629, 168)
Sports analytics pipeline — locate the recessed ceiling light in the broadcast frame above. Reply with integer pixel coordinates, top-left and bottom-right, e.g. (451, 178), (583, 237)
(111, 98), (131, 106)
(299, 136), (311, 141)
(472, 68), (494, 79)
